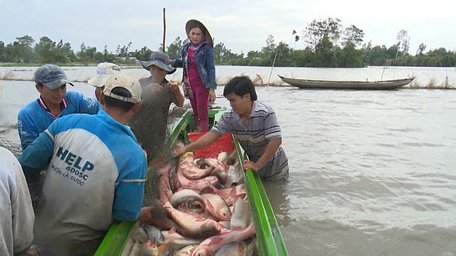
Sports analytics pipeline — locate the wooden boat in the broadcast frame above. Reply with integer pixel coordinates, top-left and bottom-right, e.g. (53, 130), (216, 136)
(279, 75), (415, 90)
(95, 107), (288, 256)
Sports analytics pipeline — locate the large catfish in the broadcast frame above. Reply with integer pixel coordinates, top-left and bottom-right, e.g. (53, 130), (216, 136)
(177, 165), (219, 191)
(162, 201), (223, 238)
(170, 189), (204, 208)
(201, 193), (232, 221)
(162, 229), (203, 251)
(190, 224), (256, 256)
(180, 156), (214, 179)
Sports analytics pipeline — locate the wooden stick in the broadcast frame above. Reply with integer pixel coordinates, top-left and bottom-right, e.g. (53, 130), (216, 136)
(267, 50), (279, 86)
(162, 8), (166, 52)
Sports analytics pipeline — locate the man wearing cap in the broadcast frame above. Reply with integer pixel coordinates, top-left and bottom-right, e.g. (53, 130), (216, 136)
(19, 74), (148, 256)
(130, 51), (184, 162)
(18, 64), (100, 150)
(88, 62), (121, 101)
(18, 64), (101, 211)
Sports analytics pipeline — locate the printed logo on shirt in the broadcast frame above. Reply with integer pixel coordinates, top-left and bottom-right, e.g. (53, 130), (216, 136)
(50, 146), (95, 186)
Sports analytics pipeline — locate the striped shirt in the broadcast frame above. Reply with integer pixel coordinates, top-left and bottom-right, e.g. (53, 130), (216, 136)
(212, 101), (289, 181)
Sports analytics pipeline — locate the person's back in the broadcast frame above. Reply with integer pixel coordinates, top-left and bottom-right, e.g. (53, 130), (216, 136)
(19, 74), (147, 256)
(0, 147), (34, 256)
(130, 51), (184, 161)
(33, 113), (145, 255)
(130, 78), (172, 160)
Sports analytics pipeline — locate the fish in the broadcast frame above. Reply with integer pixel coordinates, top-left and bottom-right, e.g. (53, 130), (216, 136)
(175, 200), (206, 216)
(203, 158), (228, 181)
(190, 224), (256, 256)
(141, 204), (192, 238)
(162, 229), (204, 250)
(230, 197), (251, 229)
(224, 163), (243, 187)
(143, 224), (165, 244)
(201, 193), (232, 221)
(213, 241), (249, 256)
(180, 156), (215, 180)
(162, 201), (223, 238)
(157, 163), (174, 202)
(202, 184), (247, 207)
(174, 245), (197, 256)
(140, 240), (174, 256)
(131, 223), (149, 243)
(176, 165), (219, 191)
(170, 189), (204, 208)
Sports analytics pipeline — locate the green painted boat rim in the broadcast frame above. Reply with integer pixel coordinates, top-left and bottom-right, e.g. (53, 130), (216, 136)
(94, 107), (288, 256)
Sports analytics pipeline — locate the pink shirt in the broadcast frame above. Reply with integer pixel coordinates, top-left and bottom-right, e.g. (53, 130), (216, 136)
(187, 46), (203, 86)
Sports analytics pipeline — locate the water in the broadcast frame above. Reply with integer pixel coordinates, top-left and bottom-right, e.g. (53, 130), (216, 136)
(258, 88), (456, 255)
(2, 66), (456, 255)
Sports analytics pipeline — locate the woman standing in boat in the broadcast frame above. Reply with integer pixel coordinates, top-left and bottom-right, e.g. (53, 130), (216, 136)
(172, 19), (217, 132)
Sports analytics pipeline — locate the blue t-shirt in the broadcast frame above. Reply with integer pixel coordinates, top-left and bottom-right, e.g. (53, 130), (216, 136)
(19, 110), (147, 255)
(17, 91), (100, 150)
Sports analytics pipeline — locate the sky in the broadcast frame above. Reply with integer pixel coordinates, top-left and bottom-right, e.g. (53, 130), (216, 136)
(2, 0), (455, 55)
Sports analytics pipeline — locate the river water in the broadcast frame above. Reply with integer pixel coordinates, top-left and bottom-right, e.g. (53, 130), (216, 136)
(1, 66), (456, 255)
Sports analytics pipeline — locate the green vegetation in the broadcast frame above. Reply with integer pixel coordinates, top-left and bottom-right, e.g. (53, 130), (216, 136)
(1, 18), (455, 67)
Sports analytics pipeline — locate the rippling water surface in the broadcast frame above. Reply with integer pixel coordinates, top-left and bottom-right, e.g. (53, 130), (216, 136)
(255, 87), (456, 256)
(1, 66), (456, 255)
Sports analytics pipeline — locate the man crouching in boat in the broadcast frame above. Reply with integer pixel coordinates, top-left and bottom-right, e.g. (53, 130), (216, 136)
(174, 75), (289, 181)
(19, 74), (148, 256)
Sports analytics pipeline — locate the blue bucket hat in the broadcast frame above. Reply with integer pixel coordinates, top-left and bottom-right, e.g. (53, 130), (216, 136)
(141, 51), (176, 74)
(34, 64), (73, 89)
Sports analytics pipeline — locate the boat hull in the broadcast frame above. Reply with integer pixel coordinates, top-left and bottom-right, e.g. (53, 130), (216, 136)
(279, 75), (415, 90)
(94, 108), (288, 256)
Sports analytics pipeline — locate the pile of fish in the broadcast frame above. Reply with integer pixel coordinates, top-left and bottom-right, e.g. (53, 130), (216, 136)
(129, 151), (258, 256)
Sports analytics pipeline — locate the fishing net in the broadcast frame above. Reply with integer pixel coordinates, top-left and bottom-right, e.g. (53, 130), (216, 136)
(129, 83), (171, 162)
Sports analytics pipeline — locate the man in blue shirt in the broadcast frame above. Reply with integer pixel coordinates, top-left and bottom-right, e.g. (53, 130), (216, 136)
(18, 64), (101, 210)
(18, 64), (100, 150)
(19, 74), (148, 256)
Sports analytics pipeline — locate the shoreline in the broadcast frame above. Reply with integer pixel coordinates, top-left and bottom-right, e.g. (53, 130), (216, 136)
(2, 78), (454, 89)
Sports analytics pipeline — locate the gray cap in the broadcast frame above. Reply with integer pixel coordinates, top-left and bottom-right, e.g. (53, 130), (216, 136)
(141, 51), (176, 74)
(34, 64), (73, 89)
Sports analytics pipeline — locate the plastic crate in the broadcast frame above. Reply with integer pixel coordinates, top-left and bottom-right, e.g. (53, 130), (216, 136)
(188, 132), (234, 158)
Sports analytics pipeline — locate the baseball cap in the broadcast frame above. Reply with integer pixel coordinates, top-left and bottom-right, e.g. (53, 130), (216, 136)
(141, 51), (176, 74)
(102, 74), (141, 103)
(87, 63), (121, 87)
(34, 64), (73, 89)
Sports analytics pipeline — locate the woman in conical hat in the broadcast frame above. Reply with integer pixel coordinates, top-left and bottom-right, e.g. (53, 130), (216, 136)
(172, 19), (217, 132)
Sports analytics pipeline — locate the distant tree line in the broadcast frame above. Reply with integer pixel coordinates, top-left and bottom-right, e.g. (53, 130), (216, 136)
(1, 17), (455, 67)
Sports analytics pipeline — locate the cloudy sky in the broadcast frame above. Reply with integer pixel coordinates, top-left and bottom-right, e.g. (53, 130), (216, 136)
(3, 0), (455, 55)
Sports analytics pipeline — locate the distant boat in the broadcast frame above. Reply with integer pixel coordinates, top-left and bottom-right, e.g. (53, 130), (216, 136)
(278, 75), (415, 90)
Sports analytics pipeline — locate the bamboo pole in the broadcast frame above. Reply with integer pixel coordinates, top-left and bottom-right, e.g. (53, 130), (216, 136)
(267, 50), (279, 87)
(162, 8), (166, 52)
